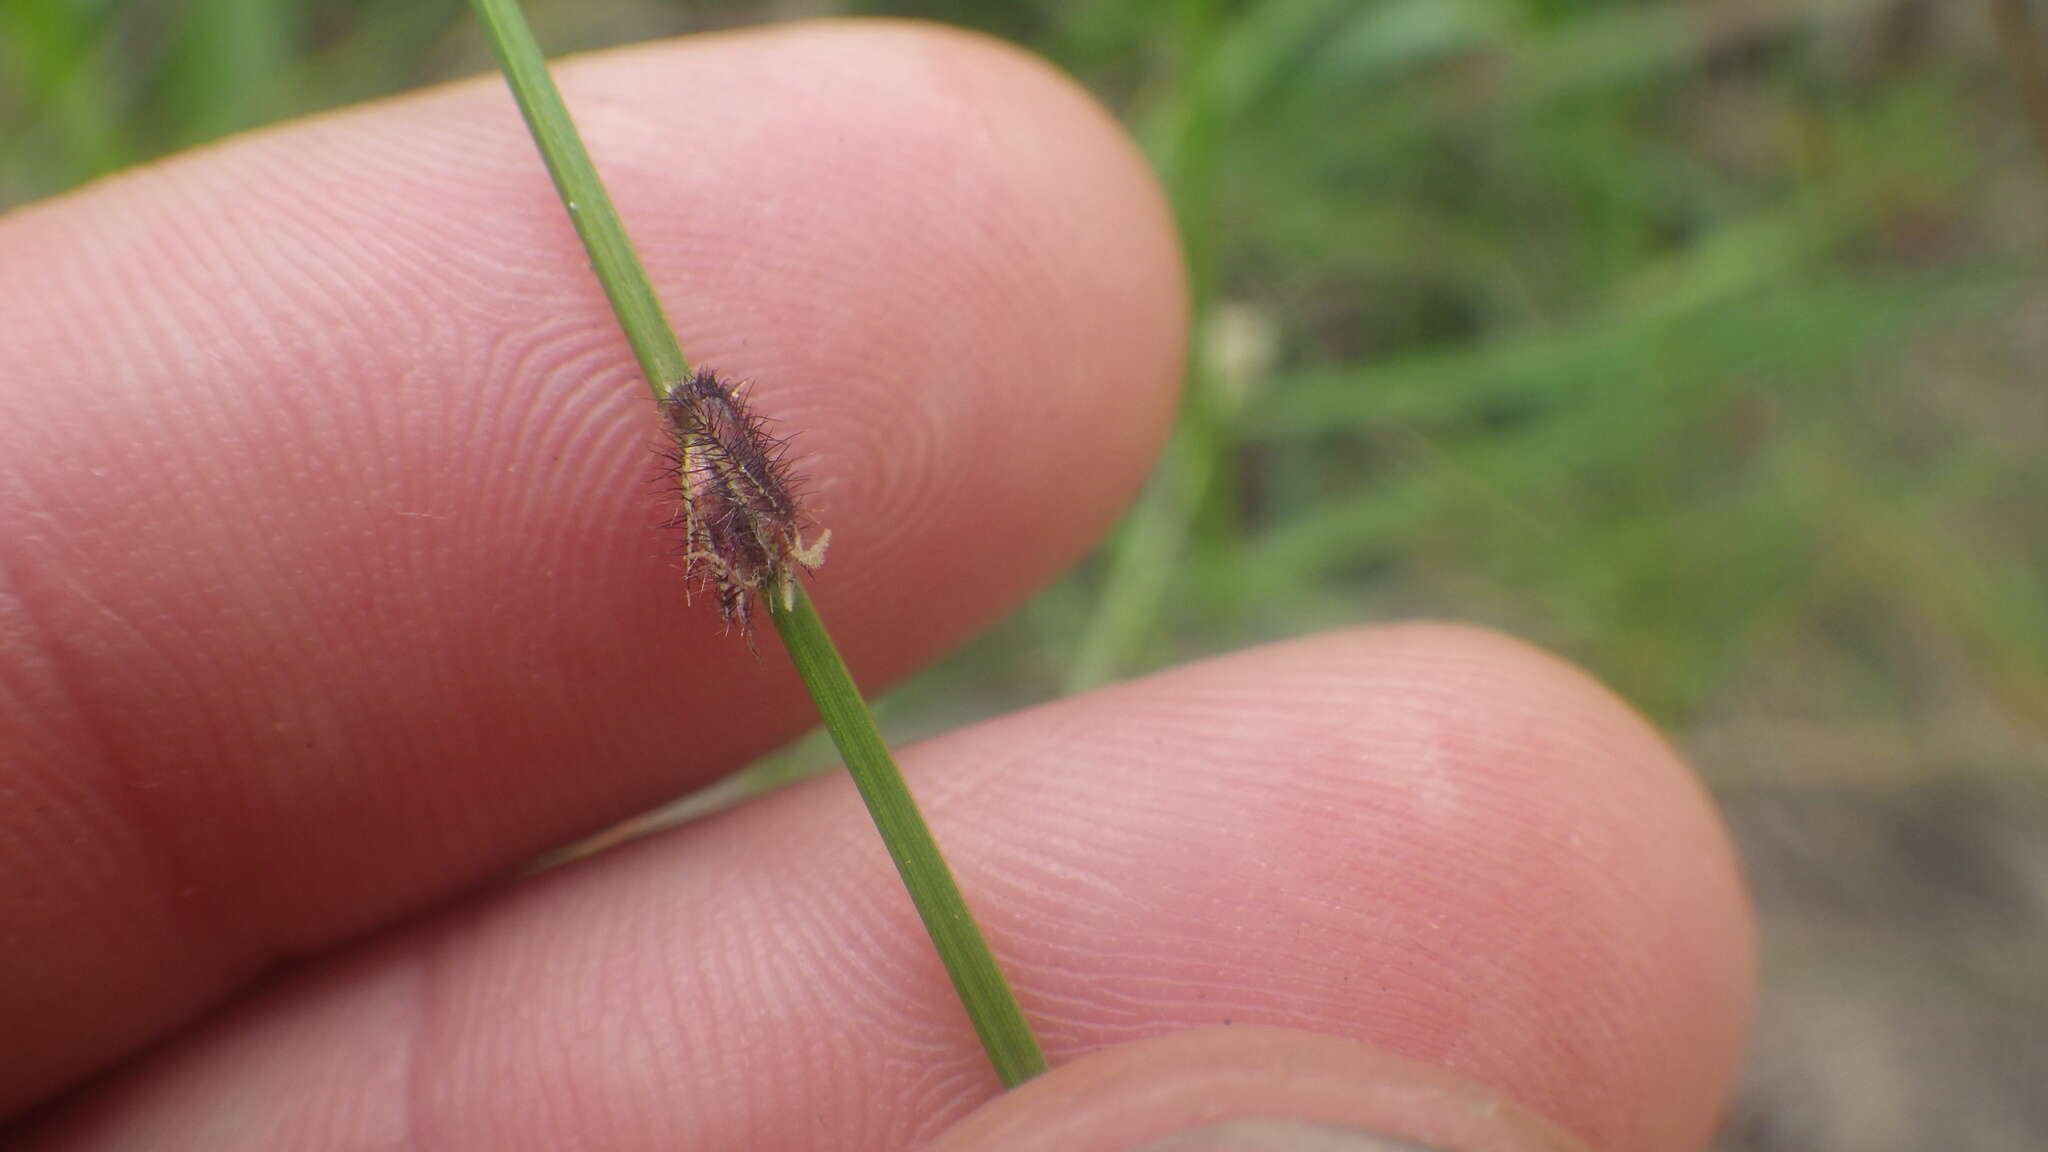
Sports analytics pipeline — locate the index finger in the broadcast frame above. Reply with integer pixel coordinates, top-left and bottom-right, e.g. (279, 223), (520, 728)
(0, 21), (1183, 1116)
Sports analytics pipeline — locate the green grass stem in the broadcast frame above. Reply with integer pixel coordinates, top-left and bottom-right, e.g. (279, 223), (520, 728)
(469, 0), (687, 399)
(770, 593), (1047, 1087)
(466, 0), (1045, 1089)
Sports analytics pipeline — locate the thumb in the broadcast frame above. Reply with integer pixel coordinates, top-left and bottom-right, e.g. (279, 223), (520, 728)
(925, 1028), (1594, 1152)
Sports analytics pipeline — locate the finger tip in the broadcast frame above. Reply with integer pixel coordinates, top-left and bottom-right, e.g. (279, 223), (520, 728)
(1271, 623), (1757, 1149)
(1361, 620), (1760, 1052)
(926, 623), (1753, 1151)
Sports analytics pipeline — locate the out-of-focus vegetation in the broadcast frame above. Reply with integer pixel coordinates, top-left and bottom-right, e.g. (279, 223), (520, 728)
(904, 0), (2048, 755)
(6, 2), (2045, 1147)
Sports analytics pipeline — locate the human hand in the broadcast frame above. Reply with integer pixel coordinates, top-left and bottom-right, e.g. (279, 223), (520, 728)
(0, 23), (1751, 1151)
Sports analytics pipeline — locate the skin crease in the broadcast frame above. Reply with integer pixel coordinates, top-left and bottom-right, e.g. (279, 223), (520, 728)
(0, 19), (1753, 1152)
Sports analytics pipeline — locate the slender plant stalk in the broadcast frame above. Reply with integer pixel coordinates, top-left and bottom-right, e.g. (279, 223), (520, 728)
(768, 594), (1046, 1088)
(469, 0), (684, 400)
(467, 0), (1047, 1089)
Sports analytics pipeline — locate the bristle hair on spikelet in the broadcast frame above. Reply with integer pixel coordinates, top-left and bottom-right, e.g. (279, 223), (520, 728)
(658, 367), (829, 638)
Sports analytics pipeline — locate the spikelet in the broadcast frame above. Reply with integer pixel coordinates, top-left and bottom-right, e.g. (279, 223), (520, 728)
(657, 368), (829, 637)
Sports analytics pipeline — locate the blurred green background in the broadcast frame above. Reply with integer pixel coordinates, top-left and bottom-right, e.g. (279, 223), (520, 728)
(6, 1), (2045, 1147)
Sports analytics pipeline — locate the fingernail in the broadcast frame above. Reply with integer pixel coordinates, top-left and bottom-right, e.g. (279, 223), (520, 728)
(1128, 1119), (1449, 1152)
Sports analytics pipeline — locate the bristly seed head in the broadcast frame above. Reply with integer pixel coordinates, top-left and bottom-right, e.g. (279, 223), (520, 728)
(658, 367), (829, 639)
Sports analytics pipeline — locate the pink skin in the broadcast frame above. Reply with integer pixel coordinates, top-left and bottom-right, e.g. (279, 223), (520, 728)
(0, 21), (1751, 1151)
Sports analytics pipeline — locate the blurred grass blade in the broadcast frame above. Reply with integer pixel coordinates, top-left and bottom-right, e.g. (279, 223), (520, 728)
(159, 0), (294, 148)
